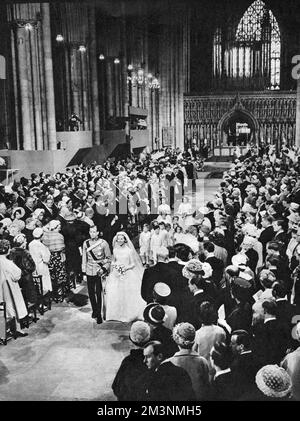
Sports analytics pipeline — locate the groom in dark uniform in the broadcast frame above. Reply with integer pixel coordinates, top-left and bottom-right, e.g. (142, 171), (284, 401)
(82, 225), (111, 324)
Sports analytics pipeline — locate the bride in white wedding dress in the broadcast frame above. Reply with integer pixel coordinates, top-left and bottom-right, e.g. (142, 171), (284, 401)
(105, 232), (146, 322)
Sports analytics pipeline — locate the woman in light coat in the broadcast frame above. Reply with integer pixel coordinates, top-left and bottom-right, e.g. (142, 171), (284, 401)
(0, 239), (28, 336)
(28, 228), (52, 293)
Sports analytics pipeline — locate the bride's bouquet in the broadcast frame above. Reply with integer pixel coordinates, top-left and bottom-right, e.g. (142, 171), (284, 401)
(113, 264), (126, 275)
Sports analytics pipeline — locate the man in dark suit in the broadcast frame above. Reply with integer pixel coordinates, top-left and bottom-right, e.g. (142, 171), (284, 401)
(230, 330), (259, 399)
(141, 246), (179, 308)
(205, 202), (216, 231)
(273, 219), (290, 251)
(23, 197), (36, 221)
(112, 321), (150, 401)
(186, 275), (214, 330)
(272, 281), (298, 349)
(225, 277), (253, 333)
(70, 188), (86, 210)
(203, 241), (224, 291)
(259, 215), (275, 259)
(167, 244), (193, 274)
(272, 282), (296, 326)
(253, 299), (290, 367)
(136, 340), (195, 401)
(167, 244), (194, 321)
(210, 342), (237, 401)
(39, 194), (58, 224)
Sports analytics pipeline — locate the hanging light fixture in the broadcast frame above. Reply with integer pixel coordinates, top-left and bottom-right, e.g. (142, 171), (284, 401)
(148, 77), (160, 90)
(137, 68), (145, 85)
(114, 58), (120, 64)
(99, 54), (105, 60)
(128, 64), (133, 71)
(56, 34), (64, 42)
(78, 45), (86, 53)
(25, 23), (33, 31)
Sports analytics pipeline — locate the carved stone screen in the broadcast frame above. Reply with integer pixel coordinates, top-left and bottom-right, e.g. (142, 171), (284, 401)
(184, 92), (296, 152)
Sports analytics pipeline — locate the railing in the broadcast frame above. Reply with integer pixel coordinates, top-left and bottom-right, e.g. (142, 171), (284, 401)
(0, 169), (19, 185)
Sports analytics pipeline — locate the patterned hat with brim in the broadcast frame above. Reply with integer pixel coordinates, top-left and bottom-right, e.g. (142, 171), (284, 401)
(182, 259), (204, 279)
(143, 303), (165, 326)
(256, 365), (292, 398)
(129, 321), (151, 347)
(172, 323), (195, 347)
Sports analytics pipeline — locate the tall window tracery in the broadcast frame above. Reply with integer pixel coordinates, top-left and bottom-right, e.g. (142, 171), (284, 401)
(213, 0), (281, 90)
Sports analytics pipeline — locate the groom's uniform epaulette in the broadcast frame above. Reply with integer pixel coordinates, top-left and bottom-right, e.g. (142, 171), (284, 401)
(82, 238), (112, 277)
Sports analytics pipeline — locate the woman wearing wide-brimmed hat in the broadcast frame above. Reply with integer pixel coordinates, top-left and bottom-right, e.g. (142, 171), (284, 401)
(240, 364), (292, 401)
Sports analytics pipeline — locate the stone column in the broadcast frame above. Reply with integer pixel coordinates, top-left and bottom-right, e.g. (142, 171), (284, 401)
(114, 61), (120, 116)
(31, 25), (43, 150)
(106, 58), (114, 118)
(120, 2), (129, 138)
(296, 78), (300, 147)
(88, 7), (100, 145)
(41, 3), (57, 150)
(70, 45), (80, 116)
(37, 23), (48, 146)
(16, 25), (33, 150)
(24, 27), (35, 149)
(80, 49), (88, 130)
(11, 29), (20, 149)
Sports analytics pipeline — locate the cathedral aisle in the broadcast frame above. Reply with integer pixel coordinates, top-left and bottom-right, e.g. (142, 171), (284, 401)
(0, 177), (222, 401)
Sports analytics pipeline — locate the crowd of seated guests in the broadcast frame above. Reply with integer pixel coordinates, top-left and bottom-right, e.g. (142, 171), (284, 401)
(0, 147), (201, 341)
(113, 144), (300, 401)
(1, 142), (300, 400)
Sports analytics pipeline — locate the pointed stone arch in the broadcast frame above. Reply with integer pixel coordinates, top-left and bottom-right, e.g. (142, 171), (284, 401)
(217, 97), (259, 143)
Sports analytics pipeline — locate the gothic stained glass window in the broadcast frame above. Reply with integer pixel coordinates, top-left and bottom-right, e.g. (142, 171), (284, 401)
(213, 0), (281, 90)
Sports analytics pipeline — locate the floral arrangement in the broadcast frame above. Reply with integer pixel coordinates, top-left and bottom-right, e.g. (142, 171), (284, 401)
(113, 264), (126, 275)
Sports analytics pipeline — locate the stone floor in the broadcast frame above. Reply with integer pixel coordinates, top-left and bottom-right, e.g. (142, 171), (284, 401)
(0, 177), (222, 401)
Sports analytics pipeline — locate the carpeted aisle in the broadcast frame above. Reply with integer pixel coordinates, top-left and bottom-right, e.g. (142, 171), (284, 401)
(0, 284), (131, 401)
